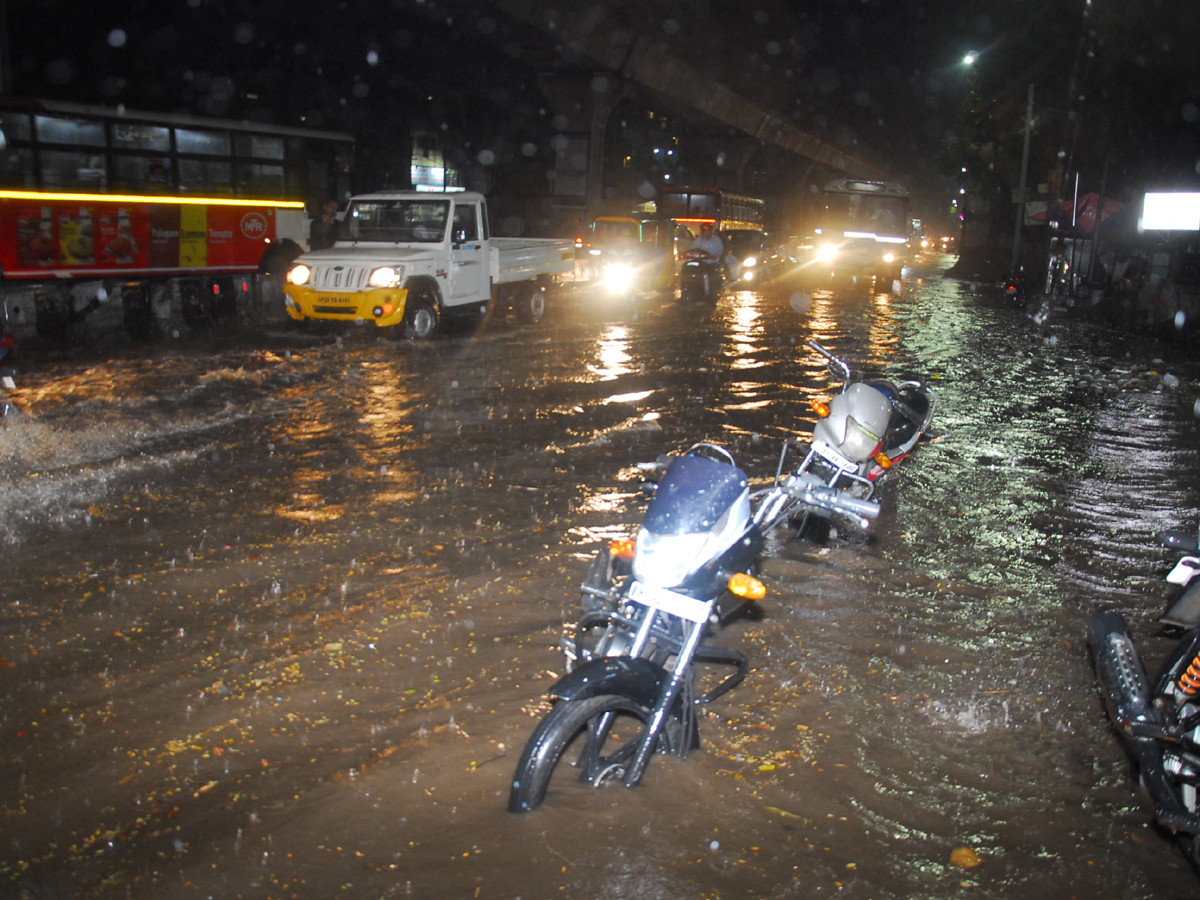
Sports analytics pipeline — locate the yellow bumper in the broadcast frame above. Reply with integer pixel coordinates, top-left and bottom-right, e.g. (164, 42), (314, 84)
(284, 285), (409, 328)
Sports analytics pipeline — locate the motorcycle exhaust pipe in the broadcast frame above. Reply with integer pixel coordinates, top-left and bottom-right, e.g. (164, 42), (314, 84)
(1086, 612), (1159, 735)
(1086, 612), (1200, 832)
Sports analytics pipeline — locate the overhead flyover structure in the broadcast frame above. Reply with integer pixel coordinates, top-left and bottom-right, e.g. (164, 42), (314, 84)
(494, 0), (894, 184)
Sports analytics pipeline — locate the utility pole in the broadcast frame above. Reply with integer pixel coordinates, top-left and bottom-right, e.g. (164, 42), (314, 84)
(1010, 84), (1034, 273)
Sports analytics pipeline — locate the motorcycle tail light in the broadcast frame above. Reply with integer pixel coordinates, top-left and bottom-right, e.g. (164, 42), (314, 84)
(873, 451), (893, 469)
(812, 400), (830, 418)
(728, 572), (766, 601)
(609, 538), (636, 560)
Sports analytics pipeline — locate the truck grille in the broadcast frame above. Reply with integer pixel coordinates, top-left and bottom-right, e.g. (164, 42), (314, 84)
(308, 264), (373, 291)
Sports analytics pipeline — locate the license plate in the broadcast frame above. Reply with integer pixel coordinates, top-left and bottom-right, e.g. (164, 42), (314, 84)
(1168, 557), (1200, 586)
(812, 440), (857, 472)
(626, 581), (712, 623)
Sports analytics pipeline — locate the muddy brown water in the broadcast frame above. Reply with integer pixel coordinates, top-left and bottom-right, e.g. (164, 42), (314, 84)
(2, 255), (1200, 899)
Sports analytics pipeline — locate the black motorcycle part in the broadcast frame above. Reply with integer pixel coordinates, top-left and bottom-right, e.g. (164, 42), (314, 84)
(1158, 531), (1200, 553)
(546, 656), (669, 707)
(580, 546), (630, 615)
(1089, 613), (1200, 863)
(1163, 580), (1200, 630)
(508, 693), (661, 813)
(1087, 612), (1160, 734)
(692, 645), (749, 704)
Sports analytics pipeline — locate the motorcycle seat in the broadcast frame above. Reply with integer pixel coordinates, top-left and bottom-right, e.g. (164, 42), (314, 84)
(864, 379), (899, 402)
(885, 393), (931, 452)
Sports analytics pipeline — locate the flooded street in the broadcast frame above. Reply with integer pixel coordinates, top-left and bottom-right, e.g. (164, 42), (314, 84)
(4, 253), (1200, 899)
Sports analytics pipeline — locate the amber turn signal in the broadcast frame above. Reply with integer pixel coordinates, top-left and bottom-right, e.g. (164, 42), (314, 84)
(728, 572), (766, 601)
(812, 400), (830, 418)
(609, 539), (636, 560)
(873, 451), (893, 469)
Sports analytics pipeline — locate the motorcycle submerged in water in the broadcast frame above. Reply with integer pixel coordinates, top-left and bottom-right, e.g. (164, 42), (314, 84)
(678, 249), (724, 303)
(1087, 526), (1200, 867)
(508, 443), (878, 813)
(751, 340), (938, 542)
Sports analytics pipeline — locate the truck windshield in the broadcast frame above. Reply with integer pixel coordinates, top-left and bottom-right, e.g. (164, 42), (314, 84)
(341, 199), (449, 243)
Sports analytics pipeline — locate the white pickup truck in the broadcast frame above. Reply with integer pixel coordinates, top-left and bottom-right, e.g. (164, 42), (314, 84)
(283, 190), (574, 338)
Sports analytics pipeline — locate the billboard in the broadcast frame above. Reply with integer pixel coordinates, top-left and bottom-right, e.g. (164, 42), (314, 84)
(1142, 192), (1200, 231)
(0, 199), (277, 278)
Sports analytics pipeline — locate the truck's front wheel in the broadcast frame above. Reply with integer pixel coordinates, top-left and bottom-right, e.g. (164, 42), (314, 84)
(514, 283), (547, 324)
(403, 290), (440, 339)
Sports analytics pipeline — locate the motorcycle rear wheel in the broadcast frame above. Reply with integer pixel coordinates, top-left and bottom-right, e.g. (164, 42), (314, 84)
(508, 693), (659, 813)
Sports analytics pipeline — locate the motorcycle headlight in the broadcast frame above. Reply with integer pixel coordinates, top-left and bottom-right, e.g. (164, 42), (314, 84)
(287, 264), (311, 286)
(368, 266), (402, 288)
(816, 244), (838, 263)
(882, 253), (895, 263)
(632, 529), (713, 588)
(743, 256), (757, 267)
(602, 263), (636, 294)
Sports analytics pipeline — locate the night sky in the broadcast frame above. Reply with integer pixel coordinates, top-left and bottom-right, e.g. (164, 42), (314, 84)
(6, 0), (1200, 224)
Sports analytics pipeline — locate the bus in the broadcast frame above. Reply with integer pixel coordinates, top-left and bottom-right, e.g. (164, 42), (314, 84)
(0, 97), (354, 340)
(655, 186), (765, 233)
(811, 178), (911, 282)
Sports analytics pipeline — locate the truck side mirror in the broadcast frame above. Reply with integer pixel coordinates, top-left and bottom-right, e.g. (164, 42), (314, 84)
(453, 229), (468, 244)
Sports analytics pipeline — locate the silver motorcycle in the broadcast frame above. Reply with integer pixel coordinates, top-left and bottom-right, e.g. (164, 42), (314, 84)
(751, 340), (938, 540)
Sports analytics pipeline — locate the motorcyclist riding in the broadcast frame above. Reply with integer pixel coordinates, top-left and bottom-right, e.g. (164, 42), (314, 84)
(689, 222), (724, 258)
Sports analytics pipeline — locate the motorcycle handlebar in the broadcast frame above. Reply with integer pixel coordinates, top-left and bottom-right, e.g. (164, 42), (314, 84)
(800, 485), (881, 519)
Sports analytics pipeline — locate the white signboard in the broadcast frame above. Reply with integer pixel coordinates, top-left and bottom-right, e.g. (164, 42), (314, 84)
(1142, 192), (1200, 231)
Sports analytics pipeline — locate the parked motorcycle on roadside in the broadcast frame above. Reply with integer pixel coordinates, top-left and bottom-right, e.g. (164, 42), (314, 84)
(1087, 525), (1200, 867)
(751, 340), (938, 542)
(508, 442), (879, 813)
(678, 249), (724, 303)
(1158, 527), (1200, 630)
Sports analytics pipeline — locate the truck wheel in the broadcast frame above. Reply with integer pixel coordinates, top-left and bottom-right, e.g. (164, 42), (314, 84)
(515, 283), (546, 324)
(403, 292), (440, 340)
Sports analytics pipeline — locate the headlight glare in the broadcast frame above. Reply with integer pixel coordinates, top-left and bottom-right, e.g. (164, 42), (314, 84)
(287, 264), (311, 286)
(368, 266), (401, 288)
(602, 263), (636, 294)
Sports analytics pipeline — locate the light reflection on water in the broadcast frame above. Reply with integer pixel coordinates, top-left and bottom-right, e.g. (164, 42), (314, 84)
(3, 262), (1200, 897)
(589, 324), (632, 381)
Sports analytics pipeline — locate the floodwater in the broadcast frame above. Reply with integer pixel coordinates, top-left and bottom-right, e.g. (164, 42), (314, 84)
(2, 254), (1200, 899)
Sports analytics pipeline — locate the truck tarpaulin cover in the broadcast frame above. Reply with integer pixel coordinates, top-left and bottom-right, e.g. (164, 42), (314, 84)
(0, 200), (276, 277)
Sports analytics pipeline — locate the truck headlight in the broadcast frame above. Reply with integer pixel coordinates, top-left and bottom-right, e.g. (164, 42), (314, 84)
(287, 264), (311, 286)
(368, 266), (402, 288)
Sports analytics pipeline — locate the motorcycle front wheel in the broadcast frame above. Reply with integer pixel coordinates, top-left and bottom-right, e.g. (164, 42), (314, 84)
(508, 693), (658, 813)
